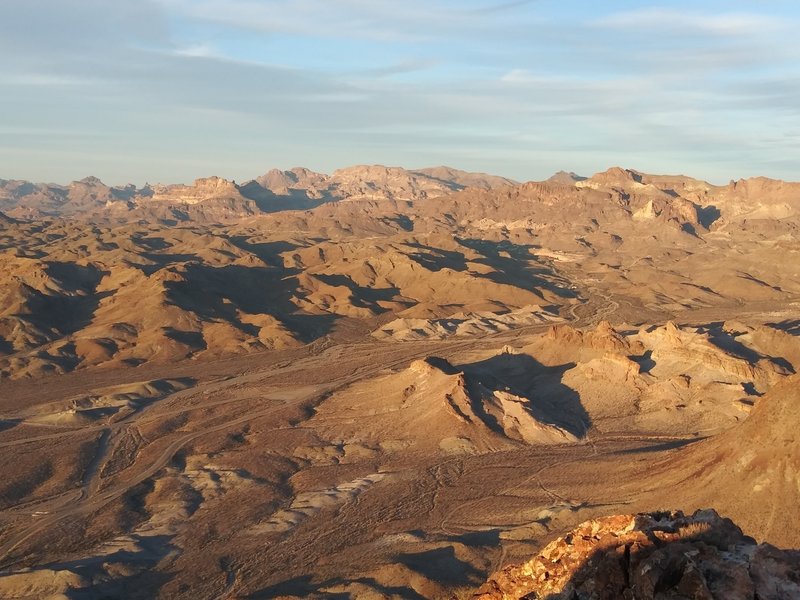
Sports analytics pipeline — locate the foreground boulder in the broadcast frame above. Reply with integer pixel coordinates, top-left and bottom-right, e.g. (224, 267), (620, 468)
(474, 510), (800, 599)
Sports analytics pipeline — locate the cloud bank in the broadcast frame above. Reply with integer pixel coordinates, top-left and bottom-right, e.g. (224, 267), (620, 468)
(1, 0), (798, 184)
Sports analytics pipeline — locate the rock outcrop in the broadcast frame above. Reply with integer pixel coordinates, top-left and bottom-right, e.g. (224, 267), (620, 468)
(149, 176), (243, 204)
(474, 510), (800, 600)
(545, 321), (641, 356)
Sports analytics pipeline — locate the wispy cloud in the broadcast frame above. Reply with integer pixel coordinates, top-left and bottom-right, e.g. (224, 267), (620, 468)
(173, 43), (217, 58)
(595, 8), (787, 36)
(354, 59), (439, 79)
(0, 74), (92, 87)
(157, 0), (427, 41)
(156, 0), (533, 42)
(464, 0), (539, 15)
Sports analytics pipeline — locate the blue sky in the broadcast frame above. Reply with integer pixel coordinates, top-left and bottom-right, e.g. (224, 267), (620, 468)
(1, 0), (799, 185)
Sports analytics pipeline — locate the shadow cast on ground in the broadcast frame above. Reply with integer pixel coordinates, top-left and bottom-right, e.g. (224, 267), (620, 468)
(250, 574), (426, 599)
(461, 352), (591, 438)
(456, 238), (578, 299)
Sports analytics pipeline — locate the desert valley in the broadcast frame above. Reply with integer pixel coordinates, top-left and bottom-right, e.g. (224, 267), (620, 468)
(0, 163), (798, 598)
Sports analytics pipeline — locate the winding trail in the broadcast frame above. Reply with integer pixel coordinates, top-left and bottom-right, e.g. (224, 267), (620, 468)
(0, 338), (478, 568)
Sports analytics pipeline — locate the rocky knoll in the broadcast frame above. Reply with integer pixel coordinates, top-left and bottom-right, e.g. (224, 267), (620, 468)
(474, 510), (800, 599)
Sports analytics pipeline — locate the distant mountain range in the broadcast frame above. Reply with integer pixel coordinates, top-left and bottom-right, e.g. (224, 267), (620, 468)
(0, 165), (519, 223)
(2, 164), (797, 229)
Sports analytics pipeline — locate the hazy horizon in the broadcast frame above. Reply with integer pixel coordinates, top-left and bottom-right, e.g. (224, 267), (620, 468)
(2, 0), (798, 185)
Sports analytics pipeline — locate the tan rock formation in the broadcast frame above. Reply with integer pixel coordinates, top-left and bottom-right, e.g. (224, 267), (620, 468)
(149, 176), (243, 205)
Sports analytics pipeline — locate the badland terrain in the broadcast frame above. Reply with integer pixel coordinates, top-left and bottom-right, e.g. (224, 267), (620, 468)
(0, 164), (798, 598)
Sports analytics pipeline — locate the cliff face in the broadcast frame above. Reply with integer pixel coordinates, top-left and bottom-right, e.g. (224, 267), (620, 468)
(149, 176), (243, 204)
(474, 510), (800, 600)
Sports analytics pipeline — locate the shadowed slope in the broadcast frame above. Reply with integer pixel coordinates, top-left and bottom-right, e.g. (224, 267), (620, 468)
(653, 373), (800, 547)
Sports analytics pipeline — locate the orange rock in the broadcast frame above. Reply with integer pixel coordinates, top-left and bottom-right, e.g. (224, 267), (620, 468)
(473, 510), (800, 600)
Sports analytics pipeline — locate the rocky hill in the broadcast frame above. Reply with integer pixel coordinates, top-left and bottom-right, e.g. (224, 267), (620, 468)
(474, 510), (800, 599)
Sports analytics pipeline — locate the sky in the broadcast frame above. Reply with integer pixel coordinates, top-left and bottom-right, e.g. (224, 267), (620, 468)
(1, 0), (799, 185)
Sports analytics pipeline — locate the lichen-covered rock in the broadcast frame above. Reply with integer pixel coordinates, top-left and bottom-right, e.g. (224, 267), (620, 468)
(473, 509), (800, 599)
